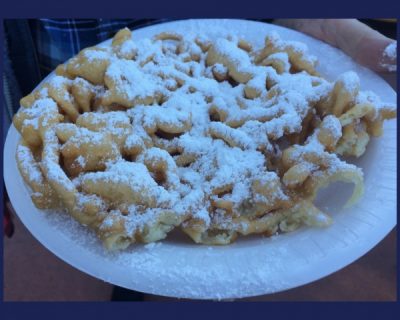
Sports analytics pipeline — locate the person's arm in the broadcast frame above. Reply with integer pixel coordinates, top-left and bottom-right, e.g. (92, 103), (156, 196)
(274, 19), (397, 73)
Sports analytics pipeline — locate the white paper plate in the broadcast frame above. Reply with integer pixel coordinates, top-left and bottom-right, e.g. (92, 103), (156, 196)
(3, 19), (397, 300)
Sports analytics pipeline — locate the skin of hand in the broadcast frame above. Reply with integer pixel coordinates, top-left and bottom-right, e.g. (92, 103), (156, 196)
(274, 19), (397, 73)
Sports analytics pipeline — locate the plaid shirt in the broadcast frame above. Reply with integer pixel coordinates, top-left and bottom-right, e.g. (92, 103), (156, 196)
(29, 19), (169, 77)
(3, 19), (168, 120)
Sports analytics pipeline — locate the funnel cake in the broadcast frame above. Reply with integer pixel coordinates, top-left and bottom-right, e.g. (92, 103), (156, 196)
(14, 28), (396, 250)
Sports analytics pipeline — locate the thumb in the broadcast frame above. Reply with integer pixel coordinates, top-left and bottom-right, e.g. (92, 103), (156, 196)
(275, 19), (397, 73)
(333, 20), (396, 73)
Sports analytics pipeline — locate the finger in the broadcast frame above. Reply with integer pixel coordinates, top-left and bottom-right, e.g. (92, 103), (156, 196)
(332, 19), (396, 73)
(275, 19), (397, 73)
(274, 19), (335, 44)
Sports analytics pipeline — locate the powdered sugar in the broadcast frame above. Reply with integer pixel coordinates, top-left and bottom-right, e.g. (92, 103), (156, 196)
(123, 207), (159, 234)
(84, 49), (111, 62)
(209, 121), (255, 149)
(265, 31), (318, 66)
(16, 143), (44, 184)
(321, 115), (342, 141)
(57, 124), (105, 147)
(119, 39), (138, 56)
(213, 38), (253, 72)
(383, 42), (396, 59)
(105, 59), (161, 102)
(336, 71), (360, 93)
(381, 42), (397, 72)
(48, 75), (71, 90)
(25, 98), (58, 117)
(16, 26), (383, 237)
(81, 159), (175, 207)
(41, 128), (77, 194)
(8, 19), (397, 301)
(266, 52), (291, 73)
(213, 63), (227, 74)
(75, 155), (86, 167)
(77, 111), (131, 139)
(356, 90), (395, 111)
(15, 23), (394, 243)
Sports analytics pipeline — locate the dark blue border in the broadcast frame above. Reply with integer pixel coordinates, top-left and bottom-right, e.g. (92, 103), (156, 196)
(0, 0), (399, 18)
(1, 14), (5, 305)
(1, 301), (400, 319)
(396, 16), (399, 305)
